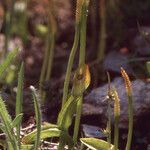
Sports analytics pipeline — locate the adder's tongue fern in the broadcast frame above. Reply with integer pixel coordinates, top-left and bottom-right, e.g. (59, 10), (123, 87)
(113, 88), (120, 150)
(61, 0), (85, 107)
(73, 0), (90, 144)
(121, 67), (133, 150)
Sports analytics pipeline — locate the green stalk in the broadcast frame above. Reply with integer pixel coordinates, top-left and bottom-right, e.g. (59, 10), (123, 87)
(45, 33), (55, 81)
(62, 25), (80, 107)
(4, 0), (15, 58)
(73, 1), (89, 144)
(73, 95), (83, 143)
(15, 62), (24, 147)
(125, 95), (133, 150)
(39, 32), (51, 95)
(79, 5), (87, 66)
(113, 89), (120, 150)
(107, 72), (111, 145)
(97, 0), (106, 62)
(39, 1), (56, 102)
(107, 101), (111, 144)
(121, 68), (133, 150)
(41, 33), (55, 102)
(4, 11), (10, 58)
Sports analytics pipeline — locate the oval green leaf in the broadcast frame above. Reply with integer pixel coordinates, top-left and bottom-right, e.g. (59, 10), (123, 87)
(80, 138), (114, 150)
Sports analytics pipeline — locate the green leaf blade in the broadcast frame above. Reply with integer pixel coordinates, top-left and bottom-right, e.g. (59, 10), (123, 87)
(0, 48), (19, 79)
(80, 138), (115, 150)
(15, 62), (24, 145)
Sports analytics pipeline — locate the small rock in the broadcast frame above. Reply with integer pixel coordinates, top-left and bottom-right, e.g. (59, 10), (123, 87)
(103, 51), (133, 74)
(83, 77), (150, 128)
(82, 124), (106, 138)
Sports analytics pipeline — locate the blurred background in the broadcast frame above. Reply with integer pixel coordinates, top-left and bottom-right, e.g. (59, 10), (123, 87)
(0, 0), (150, 87)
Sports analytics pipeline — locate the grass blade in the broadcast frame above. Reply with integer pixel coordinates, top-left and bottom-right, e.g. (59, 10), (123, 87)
(0, 48), (19, 79)
(57, 95), (78, 130)
(30, 86), (42, 150)
(0, 96), (19, 150)
(12, 113), (23, 128)
(15, 62), (24, 145)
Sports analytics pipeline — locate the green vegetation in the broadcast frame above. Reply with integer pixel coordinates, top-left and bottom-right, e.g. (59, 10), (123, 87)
(0, 0), (137, 149)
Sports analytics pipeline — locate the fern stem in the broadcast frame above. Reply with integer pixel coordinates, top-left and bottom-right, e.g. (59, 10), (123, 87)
(73, 0), (89, 144)
(62, 24), (80, 107)
(125, 95), (133, 150)
(73, 95), (83, 143)
(121, 68), (133, 150)
(113, 89), (120, 150)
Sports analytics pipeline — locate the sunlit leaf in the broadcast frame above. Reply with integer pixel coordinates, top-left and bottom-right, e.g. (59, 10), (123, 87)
(22, 126), (73, 145)
(72, 64), (90, 96)
(80, 138), (115, 150)
(57, 95), (78, 130)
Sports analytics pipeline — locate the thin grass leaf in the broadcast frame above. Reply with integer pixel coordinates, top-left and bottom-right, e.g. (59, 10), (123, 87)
(12, 113), (23, 128)
(57, 95), (78, 130)
(22, 127), (60, 144)
(0, 139), (7, 150)
(0, 48), (19, 79)
(22, 126), (73, 145)
(80, 138), (115, 150)
(30, 86), (42, 150)
(57, 95), (79, 150)
(22, 123), (59, 144)
(0, 96), (19, 150)
(0, 123), (5, 133)
(15, 62), (24, 144)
